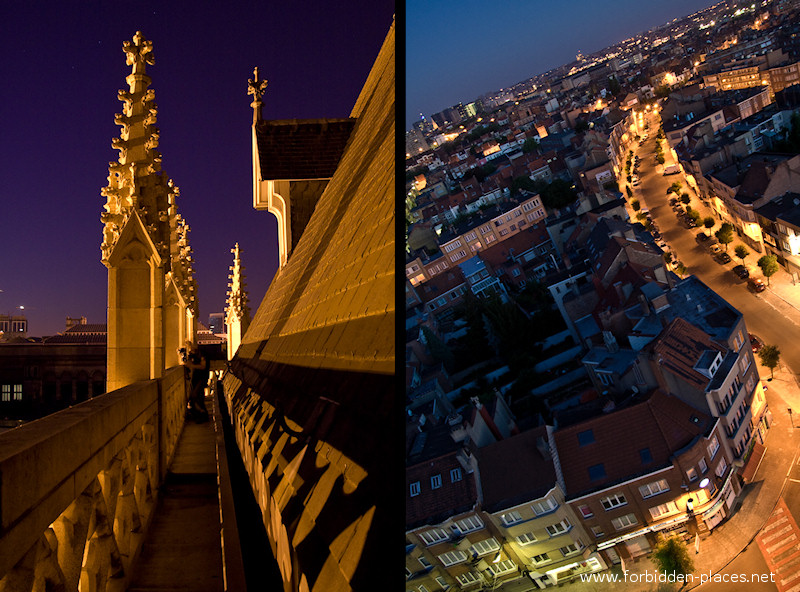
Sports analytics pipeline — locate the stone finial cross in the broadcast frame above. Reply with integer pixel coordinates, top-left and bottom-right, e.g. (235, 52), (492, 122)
(247, 67), (268, 101)
(123, 31), (154, 75)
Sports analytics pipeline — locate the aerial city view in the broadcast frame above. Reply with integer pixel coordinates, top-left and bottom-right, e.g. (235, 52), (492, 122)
(405, 0), (800, 590)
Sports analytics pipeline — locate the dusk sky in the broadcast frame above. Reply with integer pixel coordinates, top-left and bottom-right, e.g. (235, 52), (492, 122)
(407, 0), (719, 129)
(1, 1), (394, 336)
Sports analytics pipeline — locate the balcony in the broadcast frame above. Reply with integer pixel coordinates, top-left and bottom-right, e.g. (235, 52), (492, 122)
(0, 365), (279, 592)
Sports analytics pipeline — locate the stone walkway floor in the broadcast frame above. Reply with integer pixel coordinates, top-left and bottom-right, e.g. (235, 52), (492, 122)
(128, 397), (224, 592)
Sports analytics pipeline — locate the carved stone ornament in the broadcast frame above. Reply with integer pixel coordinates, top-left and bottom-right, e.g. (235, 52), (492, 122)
(122, 31), (154, 75)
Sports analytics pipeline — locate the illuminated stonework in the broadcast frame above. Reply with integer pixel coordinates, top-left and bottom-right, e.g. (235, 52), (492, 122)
(225, 242), (251, 360)
(101, 32), (197, 390)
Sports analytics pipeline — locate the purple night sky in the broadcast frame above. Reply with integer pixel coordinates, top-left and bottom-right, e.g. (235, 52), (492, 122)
(0, 1), (394, 336)
(406, 0), (720, 129)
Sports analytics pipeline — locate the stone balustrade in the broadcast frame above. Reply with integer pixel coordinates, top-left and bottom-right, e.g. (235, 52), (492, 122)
(0, 366), (187, 592)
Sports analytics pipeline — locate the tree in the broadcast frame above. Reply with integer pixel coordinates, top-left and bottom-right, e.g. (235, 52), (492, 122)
(759, 344), (781, 380)
(631, 199), (641, 211)
(574, 119), (589, 133)
(703, 217), (715, 235)
(651, 537), (694, 580)
(421, 327), (454, 370)
(608, 75), (622, 96)
(663, 252), (673, 265)
(715, 223), (735, 251)
(758, 254), (780, 285)
(675, 262), (687, 277)
(680, 192), (691, 205)
(734, 244), (749, 265)
(538, 178), (578, 209)
(522, 137), (540, 154)
(625, 185), (633, 198)
(656, 153), (666, 165)
(511, 175), (537, 195)
(756, 251), (778, 276)
(667, 182), (683, 195)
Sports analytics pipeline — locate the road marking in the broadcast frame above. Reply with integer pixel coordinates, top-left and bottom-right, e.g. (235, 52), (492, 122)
(789, 479), (800, 483)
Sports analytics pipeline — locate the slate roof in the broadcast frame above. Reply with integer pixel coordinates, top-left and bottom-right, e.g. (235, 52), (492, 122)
(554, 390), (710, 498)
(224, 21), (394, 592)
(478, 425), (556, 512)
(255, 118), (355, 180)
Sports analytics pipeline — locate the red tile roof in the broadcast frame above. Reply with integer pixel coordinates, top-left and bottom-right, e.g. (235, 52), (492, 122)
(554, 390), (710, 497)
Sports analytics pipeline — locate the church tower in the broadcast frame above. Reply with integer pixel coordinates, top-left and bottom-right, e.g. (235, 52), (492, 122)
(101, 32), (197, 391)
(225, 243), (250, 360)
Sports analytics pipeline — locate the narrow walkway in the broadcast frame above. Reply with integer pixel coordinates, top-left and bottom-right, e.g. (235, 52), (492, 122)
(128, 397), (224, 592)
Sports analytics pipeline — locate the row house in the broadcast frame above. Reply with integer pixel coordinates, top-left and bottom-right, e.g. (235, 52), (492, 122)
(414, 265), (469, 321)
(458, 255), (507, 300)
(551, 389), (736, 564)
(406, 424), (491, 592)
(476, 426), (607, 588)
(708, 86), (773, 121)
(436, 194), (547, 269)
(581, 275), (770, 470)
(706, 152), (800, 252)
(703, 57), (800, 95)
(663, 107), (728, 150)
(647, 317), (767, 461)
(755, 191), (800, 280)
(478, 223), (560, 290)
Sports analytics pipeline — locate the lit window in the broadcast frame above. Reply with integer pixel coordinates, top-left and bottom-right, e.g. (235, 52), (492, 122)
(438, 550), (468, 567)
(1, 385), (9, 402)
(639, 479), (669, 498)
(12, 384), (22, 401)
(501, 510), (522, 525)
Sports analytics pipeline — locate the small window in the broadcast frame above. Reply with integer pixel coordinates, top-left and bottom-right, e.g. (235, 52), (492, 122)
(410, 482), (421, 497)
(431, 474), (442, 489)
(450, 468), (462, 482)
(699, 458), (708, 474)
(687, 467), (698, 482)
(578, 504), (594, 519)
(640, 448), (652, 464)
(578, 429), (595, 446)
(588, 463), (606, 481)
(501, 510), (523, 526)
(532, 553), (550, 564)
(516, 532), (537, 545)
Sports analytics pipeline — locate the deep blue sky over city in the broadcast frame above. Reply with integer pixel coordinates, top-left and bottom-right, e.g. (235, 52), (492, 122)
(1, 1), (394, 336)
(407, 0), (719, 128)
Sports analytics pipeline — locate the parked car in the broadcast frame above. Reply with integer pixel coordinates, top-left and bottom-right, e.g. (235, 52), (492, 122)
(696, 232), (709, 243)
(708, 244), (722, 254)
(715, 252), (732, 264)
(732, 265), (749, 279)
(749, 333), (764, 353)
(748, 277), (766, 292)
